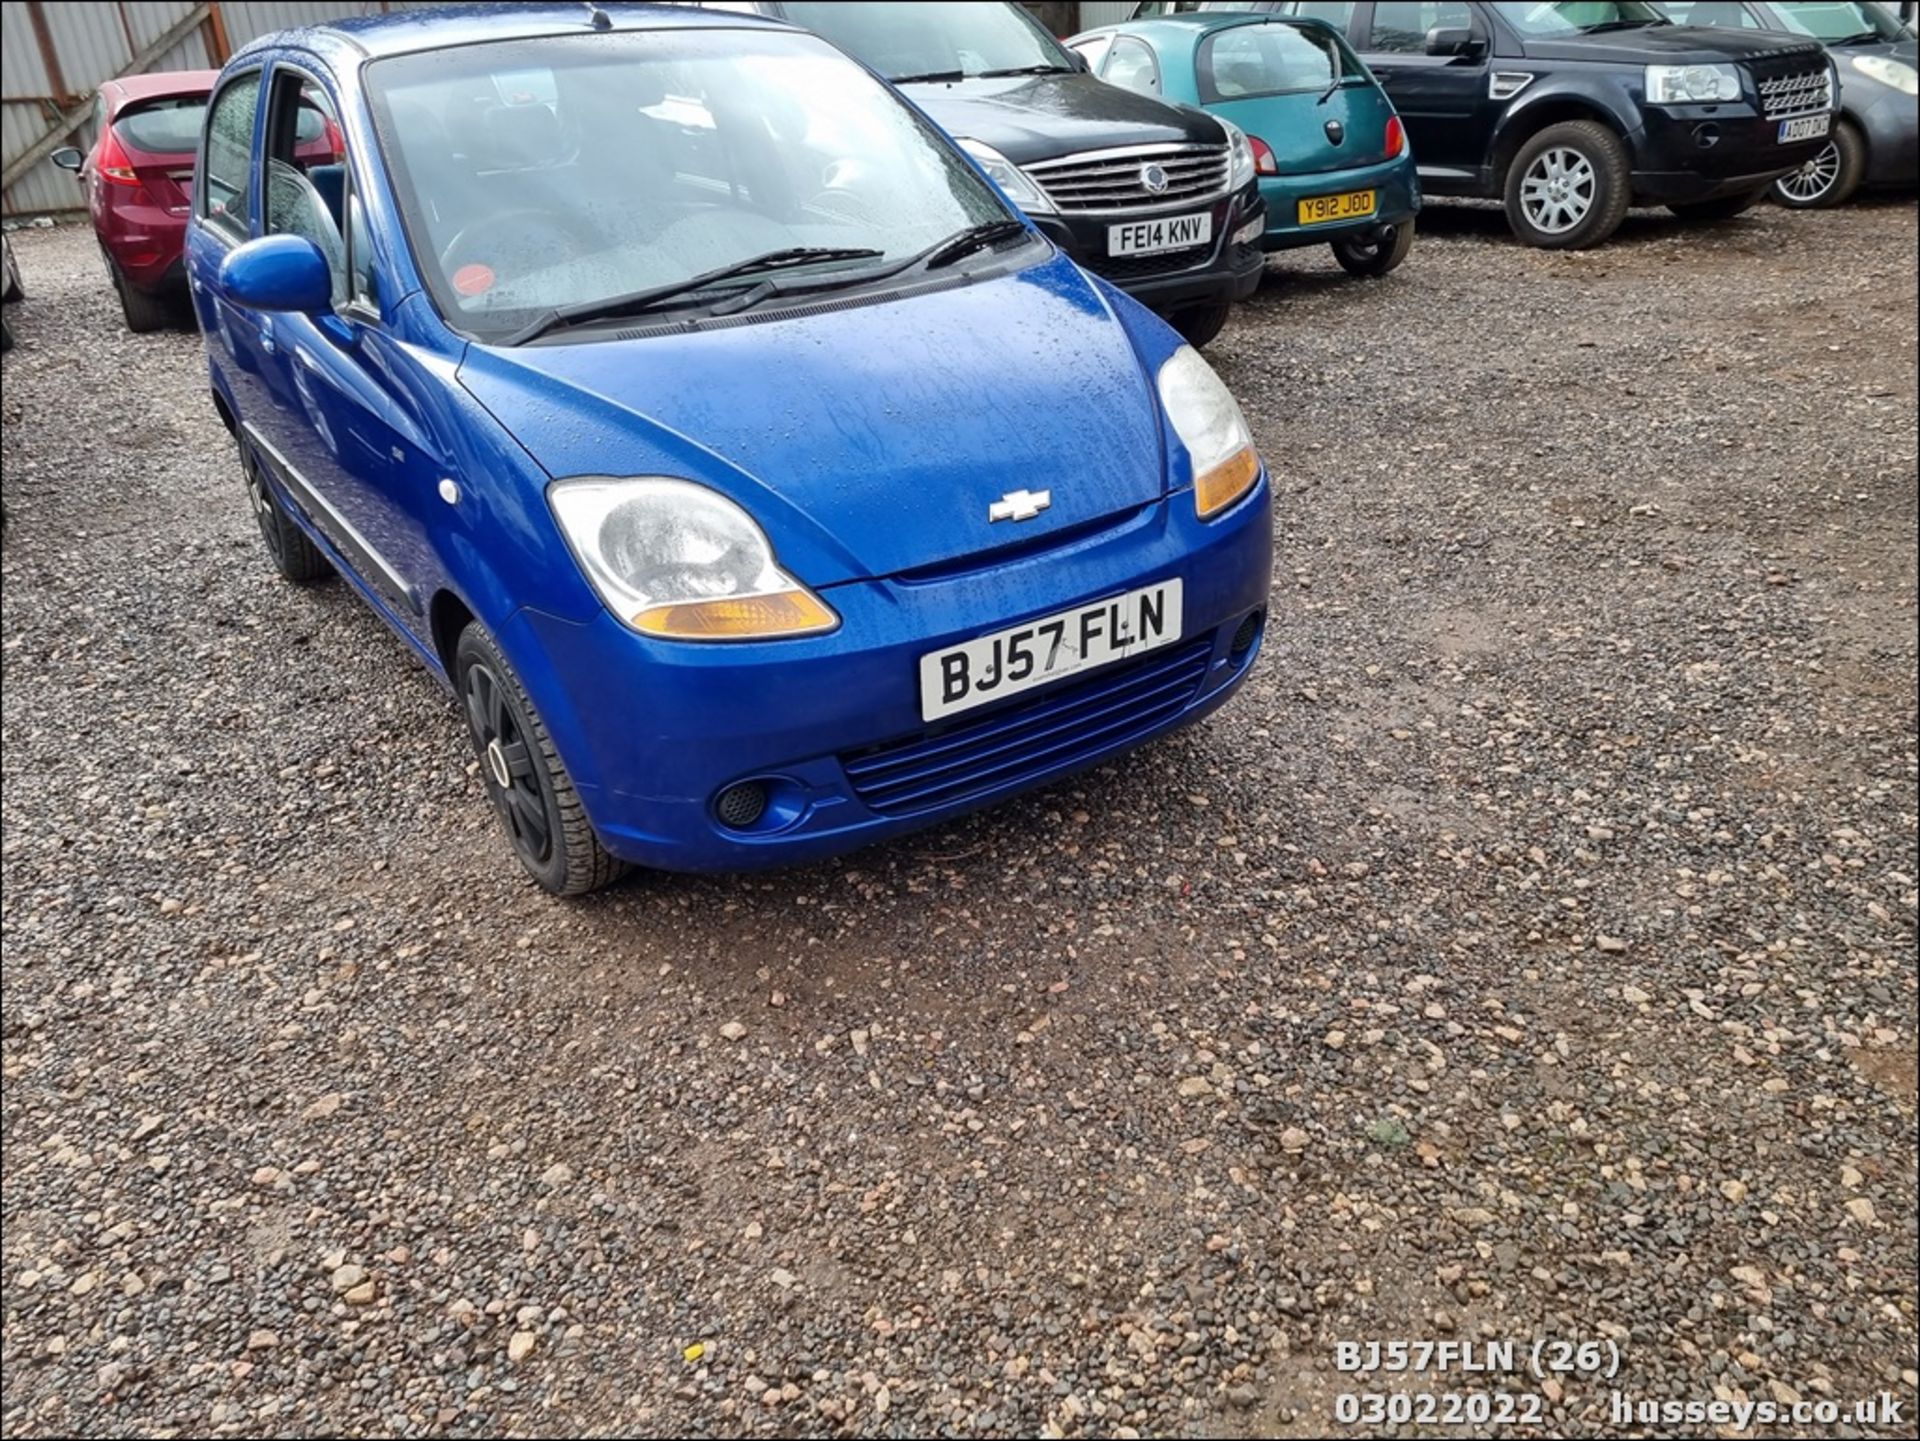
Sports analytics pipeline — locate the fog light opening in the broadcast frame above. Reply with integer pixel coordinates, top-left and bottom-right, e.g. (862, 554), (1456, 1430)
(1230, 610), (1264, 663)
(714, 781), (768, 830)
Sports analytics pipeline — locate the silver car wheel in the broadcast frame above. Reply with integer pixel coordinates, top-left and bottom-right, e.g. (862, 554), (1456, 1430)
(1776, 141), (1841, 203)
(1519, 146), (1597, 234)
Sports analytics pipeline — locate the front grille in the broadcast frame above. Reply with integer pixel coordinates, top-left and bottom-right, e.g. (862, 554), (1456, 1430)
(842, 638), (1213, 815)
(1750, 49), (1833, 121)
(1026, 144), (1231, 214)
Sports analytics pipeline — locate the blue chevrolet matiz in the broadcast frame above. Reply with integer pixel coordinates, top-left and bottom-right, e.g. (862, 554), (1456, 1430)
(188, 3), (1272, 893)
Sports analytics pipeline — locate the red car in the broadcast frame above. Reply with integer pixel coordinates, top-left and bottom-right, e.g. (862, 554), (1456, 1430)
(51, 70), (340, 332)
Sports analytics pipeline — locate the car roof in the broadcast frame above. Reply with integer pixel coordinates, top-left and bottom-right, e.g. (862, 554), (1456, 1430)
(232, 1), (790, 66)
(105, 68), (220, 102)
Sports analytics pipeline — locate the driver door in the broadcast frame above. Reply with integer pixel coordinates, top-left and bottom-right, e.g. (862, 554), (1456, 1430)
(247, 62), (441, 640)
(1353, 1), (1493, 175)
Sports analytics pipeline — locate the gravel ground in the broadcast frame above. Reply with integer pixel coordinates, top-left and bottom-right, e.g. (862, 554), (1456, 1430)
(2, 200), (1915, 1439)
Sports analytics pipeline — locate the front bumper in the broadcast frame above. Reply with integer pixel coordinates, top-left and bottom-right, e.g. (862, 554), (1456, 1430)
(1853, 86), (1920, 188)
(1628, 104), (1834, 202)
(503, 480), (1275, 872)
(1034, 182), (1267, 313)
(1256, 154), (1421, 252)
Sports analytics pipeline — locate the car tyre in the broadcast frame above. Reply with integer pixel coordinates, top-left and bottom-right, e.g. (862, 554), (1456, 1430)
(110, 257), (172, 334)
(1503, 120), (1631, 250)
(454, 623), (627, 897)
(1168, 301), (1231, 349)
(1770, 121), (1866, 209)
(1330, 219), (1415, 278)
(239, 436), (331, 583)
(1665, 187), (1769, 222)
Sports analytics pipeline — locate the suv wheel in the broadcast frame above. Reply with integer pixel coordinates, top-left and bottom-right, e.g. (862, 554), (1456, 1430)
(1168, 301), (1231, 349)
(454, 623), (627, 896)
(1503, 121), (1631, 250)
(239, 436), (331, 583)
(1772, 121), (1866, 209)
(1330, 220), (1415, 278)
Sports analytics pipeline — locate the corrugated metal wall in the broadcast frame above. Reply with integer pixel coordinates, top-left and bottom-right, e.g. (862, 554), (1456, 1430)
(1076, 1), (1139, 29)
(1, 0), (386, 216)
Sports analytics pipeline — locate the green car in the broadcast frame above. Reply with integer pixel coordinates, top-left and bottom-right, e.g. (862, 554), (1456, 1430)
(1066, 12), (1420, 277)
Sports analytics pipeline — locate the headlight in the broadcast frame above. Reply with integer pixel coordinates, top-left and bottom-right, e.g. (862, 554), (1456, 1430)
(956, 138), (1058, 215)
(1852, 54), (1918, 96)
(1644, 63), (1742, 104)
(548, 477), (837, 640)
(1218, 117), (1256, 191)
(1157, 345), (1259, 520)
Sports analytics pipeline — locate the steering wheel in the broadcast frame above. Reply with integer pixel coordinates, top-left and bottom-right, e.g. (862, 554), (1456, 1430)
(437, 208), (603, 282)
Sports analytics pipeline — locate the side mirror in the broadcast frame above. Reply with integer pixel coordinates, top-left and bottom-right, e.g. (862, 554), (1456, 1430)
(51, 146), (84, 173)
(1425, 26), (1484, 57)
(218, 234), (333, 313)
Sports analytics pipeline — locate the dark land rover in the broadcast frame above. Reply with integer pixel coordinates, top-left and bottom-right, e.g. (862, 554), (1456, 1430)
(694, 1), (1268, 345)
(1148, 1), (1839, 248)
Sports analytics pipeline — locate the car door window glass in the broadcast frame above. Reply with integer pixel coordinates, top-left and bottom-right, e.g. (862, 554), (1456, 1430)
(1653, 2), (1761, 24)
(1069, 34), (1115, 71)
(200, 72), (260, 237)
(1290, 2), (1357, 26)
(1367, 1), (1474, 51)
(1103, 36), (1163, 93)
(266, 73), (351, 307)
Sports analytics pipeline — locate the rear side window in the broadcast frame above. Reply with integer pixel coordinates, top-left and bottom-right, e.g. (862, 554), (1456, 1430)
(1199, 23), (1354, 101)
(199, 72), (260, 238)
(115, 95), (208, 156)
(1366, 0), (1474, 51)
(1103, 36), (1163, 94)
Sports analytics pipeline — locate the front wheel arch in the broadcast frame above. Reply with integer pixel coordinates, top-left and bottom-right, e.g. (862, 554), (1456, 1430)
(1489, 97), (1633, 192)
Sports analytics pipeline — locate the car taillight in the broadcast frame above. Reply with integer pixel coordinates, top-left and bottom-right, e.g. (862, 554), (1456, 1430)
(1249, 135), (1279, 177)
(98, 129), (142, 186)
(323, 115), (345, 159)
(1385, 115), (1407, 160)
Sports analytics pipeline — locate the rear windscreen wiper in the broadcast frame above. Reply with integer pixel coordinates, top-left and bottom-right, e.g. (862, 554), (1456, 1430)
(503, 246), (883, 344)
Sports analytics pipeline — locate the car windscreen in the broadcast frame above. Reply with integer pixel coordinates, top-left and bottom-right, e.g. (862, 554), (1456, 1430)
(1765, 1), (1905, 40)
(782, 0), (1073, 81)
(1197, 23), (1358, 102)
(364, 27), (1012, 343)
(1506, 2), (1670, 35)
(113, 95), (208, 157)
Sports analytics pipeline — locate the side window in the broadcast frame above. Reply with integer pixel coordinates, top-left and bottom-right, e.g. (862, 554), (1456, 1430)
(1102, 37), (1162, 94)
(1290, 2), (1357, 26)
(1366, 1), (1474, 52)
(265, 71), (353, 307)
(1070, 35), (1115, 72)
(200, 72), (260, 237)
(1655, 3), (1759, 26)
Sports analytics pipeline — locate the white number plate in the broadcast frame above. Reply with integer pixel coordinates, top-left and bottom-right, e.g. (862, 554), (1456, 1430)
(919, 580), (1184, 723)
(1108, 211), (1212, 257)
(1778, 114), (1830, 143)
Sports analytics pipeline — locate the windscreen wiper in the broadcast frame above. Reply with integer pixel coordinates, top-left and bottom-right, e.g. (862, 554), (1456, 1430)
(892, 69), (969, 84)
(1583, 17), (1670, 31)
(503, 246), (883, 344)
(704, 221), (1033, 318)
(977, 64), (1074, 77)
(1831, 30), (1885, 44)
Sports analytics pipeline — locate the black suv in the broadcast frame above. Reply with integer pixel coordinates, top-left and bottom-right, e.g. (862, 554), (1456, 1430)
(690, 2), (1267, 345)
(1158, 1), (1838, 248)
